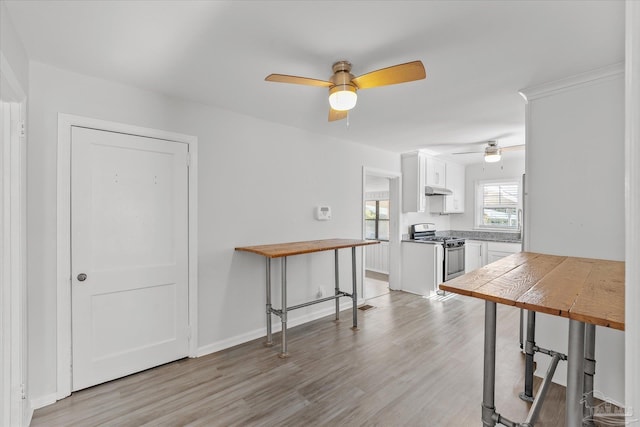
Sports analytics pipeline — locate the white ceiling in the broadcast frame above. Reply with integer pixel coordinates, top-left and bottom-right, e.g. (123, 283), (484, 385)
(4, 0), (625, 162)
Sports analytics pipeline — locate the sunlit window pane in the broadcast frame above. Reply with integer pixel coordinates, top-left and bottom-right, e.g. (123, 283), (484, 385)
(378, 200), (389, 220)
(365, 201), (377, 220)
(378, 220), (389, 240)
(364, 199), (390, 240)
(478, 182), (519, 229)
(365, 220), (376, 240)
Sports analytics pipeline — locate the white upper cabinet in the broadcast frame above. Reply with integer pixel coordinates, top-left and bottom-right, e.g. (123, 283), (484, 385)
(401, 152), (426, 213)
(402, 153), (465, 214)
(425, 157), (446, 187)
(445, 161), (465, 213)
(429, 160), (465, 214)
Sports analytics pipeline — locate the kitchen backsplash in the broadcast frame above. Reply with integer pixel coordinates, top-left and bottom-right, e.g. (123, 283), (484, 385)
(438, 230), (521, 243)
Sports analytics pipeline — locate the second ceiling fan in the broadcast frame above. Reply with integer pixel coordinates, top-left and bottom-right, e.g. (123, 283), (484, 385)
(452, 140), (525, 163)
(265, 60), (426, 121)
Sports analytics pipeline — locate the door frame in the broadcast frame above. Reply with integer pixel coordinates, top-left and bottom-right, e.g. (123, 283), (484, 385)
(0, 52), (27, 426)
(56, 114), (198, 400)
(361, 167), (401, 293)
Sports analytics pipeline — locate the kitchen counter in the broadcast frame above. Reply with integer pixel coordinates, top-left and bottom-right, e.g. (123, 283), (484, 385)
(439, 229), (521, 243)
(401, 239), (440, 244)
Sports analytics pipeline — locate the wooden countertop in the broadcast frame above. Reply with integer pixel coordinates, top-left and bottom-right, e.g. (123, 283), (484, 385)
(440, 252), (625, 330)
(235, 239), (380, 258)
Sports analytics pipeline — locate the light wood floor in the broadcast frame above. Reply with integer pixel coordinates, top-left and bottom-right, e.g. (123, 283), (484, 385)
(364, 270), (389, 299)
(32, 291), (567, 426)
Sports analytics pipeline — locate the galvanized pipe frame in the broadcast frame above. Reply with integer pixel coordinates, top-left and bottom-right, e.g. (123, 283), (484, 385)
(583, 324), (597, 426)
(521, 310), (569, 404)
(518, 310), (596, 427)
(521, 353), (563, 426)
(286, 292), (352, 312)
(280, 257), (288, 358)
(520, 310), (537, 403)
(264, 247), (360, 358)
(566, 320), (586, 426)
(482, 301), (498, 427)
(481, 302), (591, 427)
(264, 258), (273, 347)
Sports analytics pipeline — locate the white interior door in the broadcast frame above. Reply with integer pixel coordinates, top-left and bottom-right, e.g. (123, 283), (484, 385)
(71, 126), (189, 391)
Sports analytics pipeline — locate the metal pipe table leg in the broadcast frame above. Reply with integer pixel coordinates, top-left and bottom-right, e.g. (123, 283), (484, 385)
(351, 246), (358, 330)
(523, 352), (562, 426)
(520, 310), (536, 402)
(335, 249), (340, 321)
(583, 324), (596, 425)
(279, 257), (289, 358)
(519, 308), (524, 349)
(265, 258), (273, 347)
(482, 301), (497, 427)
(566, 319), (585, 427)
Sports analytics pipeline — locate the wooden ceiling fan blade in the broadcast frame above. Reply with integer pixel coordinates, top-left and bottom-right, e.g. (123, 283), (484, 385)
(351, 60), (426, 89)
(328, 108), (347, 122)
(501, 144), (526, 152)
(265, 74), (332, 87)
(452, 150), (484, 155)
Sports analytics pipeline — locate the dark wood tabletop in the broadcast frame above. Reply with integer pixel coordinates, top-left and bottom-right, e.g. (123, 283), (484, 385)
(440, 252), (624, 330)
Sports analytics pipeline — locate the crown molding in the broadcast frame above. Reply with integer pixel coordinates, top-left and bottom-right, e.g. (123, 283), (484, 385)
(519, 62), (624, 102)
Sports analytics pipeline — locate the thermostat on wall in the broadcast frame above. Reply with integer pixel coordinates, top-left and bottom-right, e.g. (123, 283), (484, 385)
(316, 206), (332, 220)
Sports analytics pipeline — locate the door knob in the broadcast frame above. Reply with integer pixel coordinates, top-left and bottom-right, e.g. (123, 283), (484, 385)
(77, 273), (87, 282)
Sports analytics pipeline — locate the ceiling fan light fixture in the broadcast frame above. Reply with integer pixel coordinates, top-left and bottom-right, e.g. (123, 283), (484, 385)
(484, 149), (502, 163)
(329, 84), (357, 111)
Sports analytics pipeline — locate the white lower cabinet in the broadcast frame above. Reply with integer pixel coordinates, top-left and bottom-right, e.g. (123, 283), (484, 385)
(487, 242), (522, 264)
(401, 242), (443, 296)
(465, 240), (521, 272)
(464, 240), (486, 273)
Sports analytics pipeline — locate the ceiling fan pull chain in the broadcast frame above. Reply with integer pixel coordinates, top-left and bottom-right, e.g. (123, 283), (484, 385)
(346, 111), (350, 128)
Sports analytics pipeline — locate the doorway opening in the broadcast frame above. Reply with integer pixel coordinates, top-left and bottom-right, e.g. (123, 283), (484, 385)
(363, 173), (392, 299)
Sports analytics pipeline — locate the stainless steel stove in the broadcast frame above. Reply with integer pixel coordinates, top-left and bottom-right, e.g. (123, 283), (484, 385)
(409, 223), (466, 282)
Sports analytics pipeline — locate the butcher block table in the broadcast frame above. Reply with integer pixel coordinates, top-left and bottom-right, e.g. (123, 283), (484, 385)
(235, 239), (379, 358)
(440, 251), (624, 427)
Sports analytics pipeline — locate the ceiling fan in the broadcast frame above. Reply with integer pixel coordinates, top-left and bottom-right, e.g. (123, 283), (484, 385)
(265, 60), (426, 121)
(452, 140), (525, 163)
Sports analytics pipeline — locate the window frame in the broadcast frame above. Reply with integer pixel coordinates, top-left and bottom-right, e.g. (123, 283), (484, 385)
(474, 179), (521, 231)
(364, 199), (390, 241)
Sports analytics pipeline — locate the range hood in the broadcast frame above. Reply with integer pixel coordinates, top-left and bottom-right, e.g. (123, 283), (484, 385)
(425, 185), (453, 196)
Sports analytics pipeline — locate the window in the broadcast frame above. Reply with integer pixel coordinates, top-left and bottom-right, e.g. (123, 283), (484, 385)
(365, 200), (389, 240)
(476, 181), (520, 230)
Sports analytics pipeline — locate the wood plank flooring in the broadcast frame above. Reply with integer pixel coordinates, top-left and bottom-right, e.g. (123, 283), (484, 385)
(364, 270), (389, 299)
(32, 291), (568, 426)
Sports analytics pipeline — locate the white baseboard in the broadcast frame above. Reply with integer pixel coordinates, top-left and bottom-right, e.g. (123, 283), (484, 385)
(30, 301), (366, 412)
(365, 268), (389, 275)
(30, 392), (57, 411)
(197, 300), (362, 358)
(25, 404), (33, 427)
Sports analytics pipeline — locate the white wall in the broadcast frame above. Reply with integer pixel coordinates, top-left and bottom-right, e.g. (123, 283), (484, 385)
(449, 156), (525, 231)
(0, 2), (29, 93)
(0, 5), (29, 423)
(27, 62), (400, 403)
(523, 70), (625, 403)
(626, 0), (640, 419)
